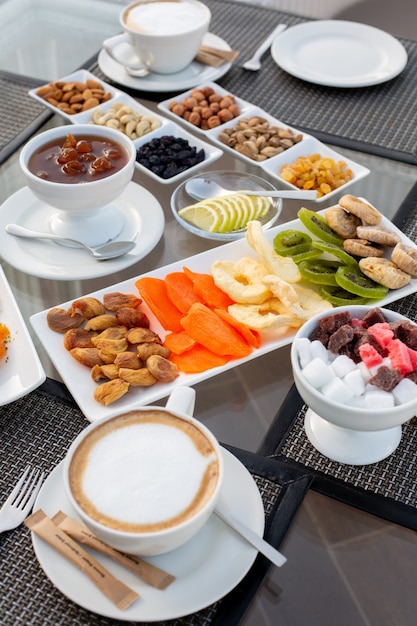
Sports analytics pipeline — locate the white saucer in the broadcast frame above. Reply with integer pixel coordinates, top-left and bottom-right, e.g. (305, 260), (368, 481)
(98, 33), (232, 92)
(32, 447), (264, 621)
(0, 182), (165, 281)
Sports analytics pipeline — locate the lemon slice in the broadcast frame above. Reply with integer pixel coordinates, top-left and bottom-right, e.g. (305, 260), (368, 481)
(178, 203), (223, 232)
(215, 195), (240, 233)
(178, 194), (271, 233)
(249, 195), (270, 220)
(203, 200), (231, 232)
(225, 194), (251, 230)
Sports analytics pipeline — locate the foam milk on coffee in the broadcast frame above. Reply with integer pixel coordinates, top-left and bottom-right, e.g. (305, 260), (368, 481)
(69, 410), (220, 533)
(124, 1), (207, 35)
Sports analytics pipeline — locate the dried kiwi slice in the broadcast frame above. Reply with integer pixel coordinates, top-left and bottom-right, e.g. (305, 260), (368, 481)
(298, 208), (344, 247)
(291, 248), (322, 264)
(273, 229), (312, 257)
(335, 265), (389, 299)
(311, 241), (358, 266)
(319, 285), (370, 306)
(299, 259), (342, 286)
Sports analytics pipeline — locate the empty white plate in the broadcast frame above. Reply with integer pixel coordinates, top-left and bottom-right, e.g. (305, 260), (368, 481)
(271, 20), (408, 87)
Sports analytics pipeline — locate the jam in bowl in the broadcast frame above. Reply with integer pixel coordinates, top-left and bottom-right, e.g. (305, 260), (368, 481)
(19, 124), (136, 247)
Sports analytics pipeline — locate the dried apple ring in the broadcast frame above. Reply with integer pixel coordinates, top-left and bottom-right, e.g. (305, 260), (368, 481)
(228, 299), (302, 331)
(211, 257), (272, 304)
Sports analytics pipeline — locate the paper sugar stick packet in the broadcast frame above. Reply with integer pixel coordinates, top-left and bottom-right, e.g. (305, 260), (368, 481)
(52, 510), (175, 590)
(25, 509), (139, 611)
(195, 46), (240, 67)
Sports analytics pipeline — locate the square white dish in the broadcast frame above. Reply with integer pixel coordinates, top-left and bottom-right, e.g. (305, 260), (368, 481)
(30, 208), (417, 423)
(28, 69), (122, 123)
(206, 105), (370, 203)
(261, 135), (371, 203)
(72, 90), (169, 139)
(0, 265), (45, 405)
(133, 120), (223, 185)
(157, 81), (252, 135)
(205, 104), (308, 161)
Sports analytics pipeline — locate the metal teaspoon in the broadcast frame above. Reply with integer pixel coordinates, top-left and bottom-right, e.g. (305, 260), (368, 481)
(184, 178), (317, 201)
(5, 224), (136, 261)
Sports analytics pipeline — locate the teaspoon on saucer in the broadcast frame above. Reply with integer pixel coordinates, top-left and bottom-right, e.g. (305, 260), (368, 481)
(215, 503), (287, 568)
(5, 224), (136, 261)
(185, 178), (317, 201)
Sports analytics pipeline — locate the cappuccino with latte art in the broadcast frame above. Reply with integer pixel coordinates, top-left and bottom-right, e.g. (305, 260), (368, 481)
(68, 409), (220, 534)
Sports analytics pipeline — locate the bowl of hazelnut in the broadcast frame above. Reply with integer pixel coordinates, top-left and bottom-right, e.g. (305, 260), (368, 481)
(19, 124), (136, 247)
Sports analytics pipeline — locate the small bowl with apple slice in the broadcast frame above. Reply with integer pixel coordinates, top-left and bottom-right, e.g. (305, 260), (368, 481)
(171, 170), (282, 241)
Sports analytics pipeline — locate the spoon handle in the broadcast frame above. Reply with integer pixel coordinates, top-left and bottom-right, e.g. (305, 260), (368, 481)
(5, 224), (86, 249)
(240, 189), (317, 200)
(245, 23), (287, 64)
(215, 503), (287, 568)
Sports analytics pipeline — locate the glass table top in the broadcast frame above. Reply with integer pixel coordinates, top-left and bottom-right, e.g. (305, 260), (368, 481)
(0, 0), (120, 80)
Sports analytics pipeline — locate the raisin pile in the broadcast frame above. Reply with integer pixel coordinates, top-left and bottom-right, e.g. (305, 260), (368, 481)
(136, 135), (205, 179)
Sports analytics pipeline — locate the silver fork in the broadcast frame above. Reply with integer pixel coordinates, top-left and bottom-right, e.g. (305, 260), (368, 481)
(241, 24), (287, 71)
(0, 466), (45, 532)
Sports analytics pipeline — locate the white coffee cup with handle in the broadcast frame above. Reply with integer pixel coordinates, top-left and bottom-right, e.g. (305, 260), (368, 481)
(103, 0), (211, 75)
(63, 386), (224, 555)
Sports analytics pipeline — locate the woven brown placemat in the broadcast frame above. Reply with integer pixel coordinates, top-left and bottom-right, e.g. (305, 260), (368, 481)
(0, 379), (310, 626)
(258, 181), (417, 530)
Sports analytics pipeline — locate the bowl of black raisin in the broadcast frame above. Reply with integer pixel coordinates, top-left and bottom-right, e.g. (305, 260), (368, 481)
(133, 121), (223, 184)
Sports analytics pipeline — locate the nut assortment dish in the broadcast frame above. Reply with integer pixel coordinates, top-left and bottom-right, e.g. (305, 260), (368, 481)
(30, 194), (417, 422)
(29, 70), (120, 122)
(158, 81), (252, 131)
(161, 86), (370, 201)
(31, 74), (369, 194)
(29, 71), (168, 146)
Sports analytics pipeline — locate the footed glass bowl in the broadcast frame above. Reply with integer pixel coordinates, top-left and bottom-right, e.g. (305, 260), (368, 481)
(171, 170), (282, 241)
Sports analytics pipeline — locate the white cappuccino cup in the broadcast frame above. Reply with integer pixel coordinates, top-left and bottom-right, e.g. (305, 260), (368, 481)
(103, 0), (211, 75)
(63, 387), (223, 555)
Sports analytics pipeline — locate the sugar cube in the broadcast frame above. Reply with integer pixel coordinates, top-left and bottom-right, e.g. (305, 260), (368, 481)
(364, 389), (395, 409)
(302, 357), (335, 389)
(343, 369), (366, 396)
(294, 337), (313, 369)
(321, 377), (354, 403)
(332, 354), (356, 378)
(392, 377), (417, 405)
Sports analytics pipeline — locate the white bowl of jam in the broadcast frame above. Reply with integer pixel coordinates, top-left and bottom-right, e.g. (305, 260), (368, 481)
(19, 124), (136, 247)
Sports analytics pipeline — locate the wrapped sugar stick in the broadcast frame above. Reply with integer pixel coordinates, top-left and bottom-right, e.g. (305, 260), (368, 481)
(52, 511), (175, 590)
(25, 509), (139, 611)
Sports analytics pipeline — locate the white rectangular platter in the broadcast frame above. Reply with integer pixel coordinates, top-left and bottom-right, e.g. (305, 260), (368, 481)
(30, 211), (417, 422)
(0, 265), (45, 405)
